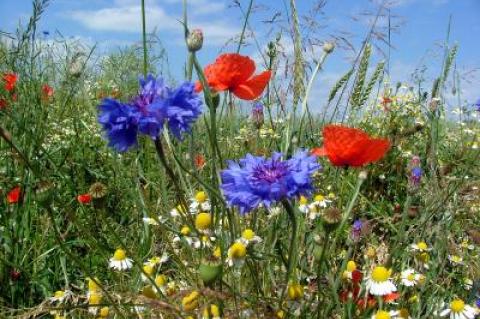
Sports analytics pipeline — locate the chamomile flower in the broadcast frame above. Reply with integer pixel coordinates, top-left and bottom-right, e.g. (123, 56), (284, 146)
(410, 241), (431, 252)
(190, 191), (211, 213)
(50, 290), (73, 303)
(88, 292), (103, 314)
(342, 260), (360, 281)
(400, 269), (424, 287)
(226, 242), (247, 267)
(239, 228), (262, 246)
(141, 263), (155, 282)
(170, 204), (187, 218)
(142, 217), (159, 225)
(366, 266), (397, 296)
(182, 290), (200, 312)
(438, 299), (477, 319)
(98, 306), (110, 318)
(310, 194), (331, 209)
(145, 253), (169, 267)
(195, 212), (212, 232)
(152, 274), (168, 295)
(109, 249), (133, 271)
(298, 196), (310, 214)
(448, 254), (463, 265)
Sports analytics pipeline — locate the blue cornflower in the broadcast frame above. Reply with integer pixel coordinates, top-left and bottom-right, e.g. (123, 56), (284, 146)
(410, 166), (423, 185)
(475, 98), (480, 112)
(98, 74), (202, 152)
(98, 98), (140, 152)
(220, 150), (321, 214)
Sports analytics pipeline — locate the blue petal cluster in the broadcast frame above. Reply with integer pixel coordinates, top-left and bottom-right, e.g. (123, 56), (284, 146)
(221, 150), (321, 214)
(97, 75), (202, 152)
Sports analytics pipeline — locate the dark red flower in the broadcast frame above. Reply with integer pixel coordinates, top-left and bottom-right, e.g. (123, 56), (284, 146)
(0, 98), (7, 109)
(194, 154), (206, 170)
(195, 53), (271, 100)
(7, 186), (21, 204)
(351, 270), (363, 283)
(42, 84), (54, 100)
(3, 73), (18, 92)
(315, 125), (390, 167)
(77, 193), (92, 204)
(10, 269), (21, 281)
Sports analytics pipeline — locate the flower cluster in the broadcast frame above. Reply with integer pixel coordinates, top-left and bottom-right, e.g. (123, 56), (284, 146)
(98, 75), (202, 152)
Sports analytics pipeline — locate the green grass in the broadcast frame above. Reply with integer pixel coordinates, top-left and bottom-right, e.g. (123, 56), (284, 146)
(0, 1), (479, 318)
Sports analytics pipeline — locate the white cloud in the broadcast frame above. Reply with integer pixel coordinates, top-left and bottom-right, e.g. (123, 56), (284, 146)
(68, 2), (236, 46)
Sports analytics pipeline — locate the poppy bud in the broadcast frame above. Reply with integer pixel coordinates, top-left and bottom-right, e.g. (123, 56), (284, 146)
(187, 29), (203, 52)
(198, 260), (222, 285)
(77, 193), (92, 204)
(10, 269), (21, 281)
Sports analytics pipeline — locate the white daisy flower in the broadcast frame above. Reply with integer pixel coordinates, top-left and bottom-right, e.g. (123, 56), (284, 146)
(410, 241), (431, 252)
(365, 266), (397, 296)
(448, 254), (463, 265)
(239, 228), (262, 246)
(298, 196), (310, 214)
(146, 253), (169, 267)
(226, 242), (247, 267)
(108, 249), (133, 271)
(49, 290), (73, 303)
(189, 191), (211, 213)
(400, 269), (424, 287)
(438, 299), (477, 319)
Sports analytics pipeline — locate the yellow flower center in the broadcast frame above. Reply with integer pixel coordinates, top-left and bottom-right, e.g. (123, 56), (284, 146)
(450, 299), (465, 313)
(89, 293), (102, 305)
(54, 290), (65, 298)
(416, 241), (428, 251)
(155, 274), (167, 286)
(407, 273), (415, 281)
(299, 196), (308, 205)
(371, 266), (390, 282)
(213, 246), (221, 258)
(149, 256), (161, 265)
(418, 252), (430, 263)
(366, 247), (376, 259)
(195, 191), (207, 203)
(195, 213), (212, 230)
(143, 264), (154, 276)
(276, 310), (285, 318)
(374, 310), (391, 319)
(181, 225), (191, 236)
(314, 194), (325, 202)
(228, 242), (247, 259)
(346, 260), (356, 272)
(113, 249), (126, 261)
(99, 307), (109, 318)
(242, 229), (255, 240)
(210, 304), (220, 317)
(450, 255), (462, 263)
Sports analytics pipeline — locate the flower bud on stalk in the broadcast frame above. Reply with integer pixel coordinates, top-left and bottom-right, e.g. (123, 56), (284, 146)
(252, 102), (264, 129)
(187, 29), (203, 52)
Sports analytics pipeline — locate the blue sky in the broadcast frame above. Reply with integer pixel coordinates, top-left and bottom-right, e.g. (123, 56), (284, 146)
(1, 0), (479, 104)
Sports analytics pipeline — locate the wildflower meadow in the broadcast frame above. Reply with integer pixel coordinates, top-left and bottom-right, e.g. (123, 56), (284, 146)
(0, 0), (479, 318)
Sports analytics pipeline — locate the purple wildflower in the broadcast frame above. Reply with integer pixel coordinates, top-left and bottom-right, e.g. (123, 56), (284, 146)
(251, 102), (264, 129)
(221, 150), (321, 214)
(408, 155), (422, 188)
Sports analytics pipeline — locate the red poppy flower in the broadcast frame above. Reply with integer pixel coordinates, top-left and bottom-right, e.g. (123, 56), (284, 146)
(42, 84), (54, 100)
(7, 186), (21, 204)
(313, 125), (390, 167)
(3, 73), (18, 92)
(195, 53), (271, 100)
(77, 193), (92, 204)
(194, 154), (206, 170)
(383, 292), (400, 303)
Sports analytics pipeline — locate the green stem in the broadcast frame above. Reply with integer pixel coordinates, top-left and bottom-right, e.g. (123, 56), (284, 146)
(281, 200), (298, 287)
(236, 0), (254, 53)
(141, 0), (148, 77)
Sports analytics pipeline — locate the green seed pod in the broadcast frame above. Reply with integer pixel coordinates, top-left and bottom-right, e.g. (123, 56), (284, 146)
(199, 261), (222, 286)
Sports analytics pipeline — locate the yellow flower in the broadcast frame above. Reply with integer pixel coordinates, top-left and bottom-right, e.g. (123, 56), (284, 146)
(87, 277), (100, 292)
(228, 242), (246, 259)
(287, 283), (304, 300)
(89, 292), (102, 305)
(299, 196), (308, 205)
(213, 246), (222, 259)
(113, 249), (126, 261)
(99, 306), (109, 318)
(182, 291), (200, 311)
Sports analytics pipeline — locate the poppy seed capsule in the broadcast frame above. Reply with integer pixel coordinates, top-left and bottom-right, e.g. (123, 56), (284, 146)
(187, 29), (203, 52)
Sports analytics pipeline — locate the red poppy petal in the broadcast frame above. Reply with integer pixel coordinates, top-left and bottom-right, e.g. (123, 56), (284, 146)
(311, 147), (327, 157)
(350, 138), (390, 167)
(7, 186), (21, 204)
(232, 70), (271, 100)
(214, 53), (255, 88)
